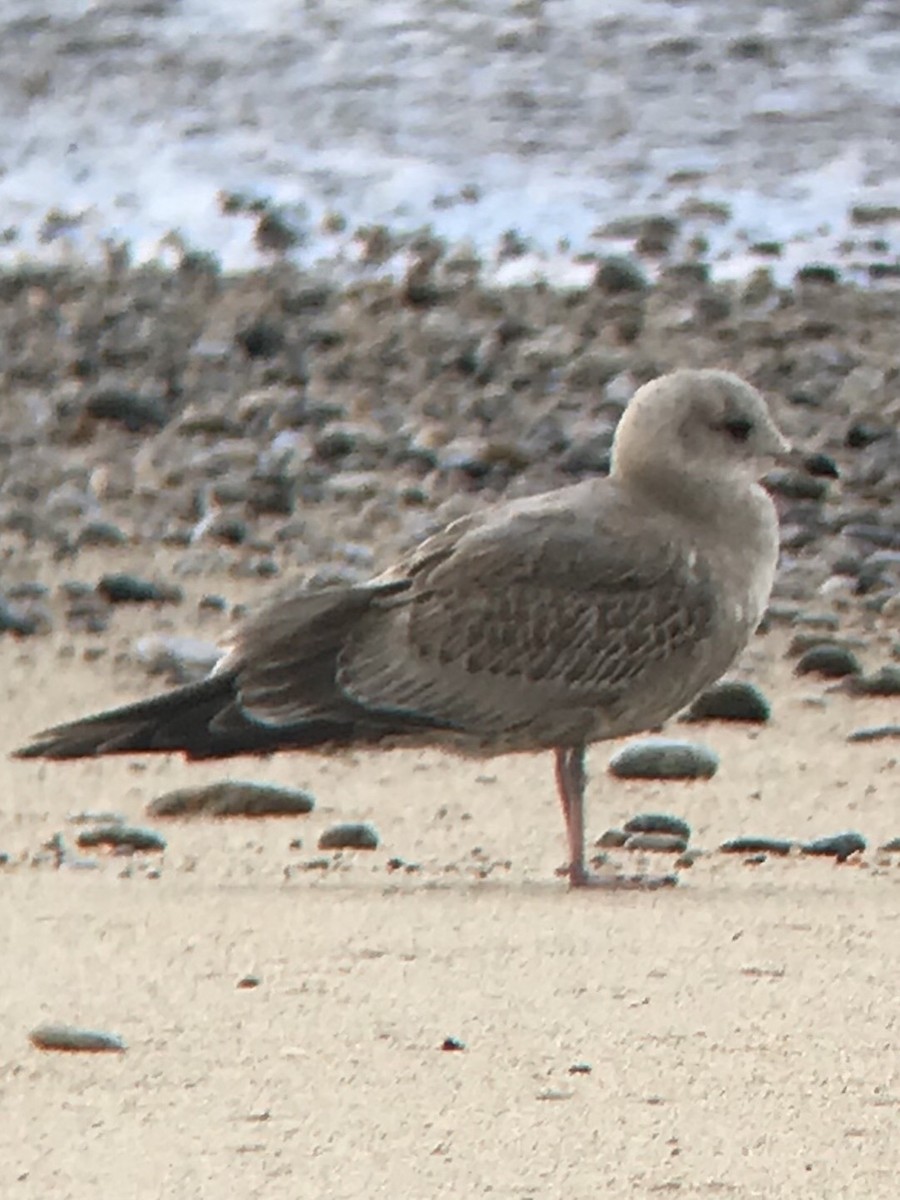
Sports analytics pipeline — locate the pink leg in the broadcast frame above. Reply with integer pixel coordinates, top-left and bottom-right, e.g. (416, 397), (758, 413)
(554, 746), (677, 891)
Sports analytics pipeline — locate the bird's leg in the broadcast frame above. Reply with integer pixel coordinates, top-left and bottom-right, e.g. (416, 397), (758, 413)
(554, 746), (677, 891)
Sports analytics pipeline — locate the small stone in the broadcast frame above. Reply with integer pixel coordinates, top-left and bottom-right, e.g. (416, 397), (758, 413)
(720, 836), (794, 856)
(879, 837), (900, 853)
(86, 388), (168, 431)
(623, 813), (691, 839)
(134, 634), (221, 684)
(67, 811), (125, 826)
(30, 1024), (125, 1053)
(77, 521), (129, 548)
(847, 725), (900, 743)
(147, 781), (315, 818)
(441, 1036), (465, 1052)
(76, 825), (166, 852)
(802, 832), (866, 862)
(765, 469), (828, 501)
(802, 453), (840, 479)
(568, 1062), (592, 1075)
(595, 828), (629, 848)
(318, 823), (379, 851)
(0, 597), (50, 636)
(237, 975), (261, 989)
(684, 681), (771, 723)
(609, 739), (718, 780)
(794, 643), (862, 678)
(236, 318), (286, 359)
(625, 833), (688, 853)
(844, 666), (900, 697)
(97, 573), (182, 604)
(595, 256), (647, 293)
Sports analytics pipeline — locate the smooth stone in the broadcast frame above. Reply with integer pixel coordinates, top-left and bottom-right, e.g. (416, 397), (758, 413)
(720, 836), (795, 856)
(147, 781), (315, 818)
(67, 811), (125, 826)
(86, 388), (168, 431)
(623, 813), (691, 839)
(879, 837), (900, 853)
(844, 665), (900, 697)
(30, 1024), (126, 1053)
(595, 828), (629, 848)
(318, 823), (379, 851)
(847, 725), (900, 743)
(97, 573), (183, 605)
(684, 680), (771, 723)
(802, 832), (866, 862)
(608, 739), (719, 780)
(794, 643), (863, 678)
(624, 833), (688, 853)
(76, 825), (166, 852)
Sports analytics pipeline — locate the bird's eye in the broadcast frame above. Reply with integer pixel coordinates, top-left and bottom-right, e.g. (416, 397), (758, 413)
(722, 418), (753, 443)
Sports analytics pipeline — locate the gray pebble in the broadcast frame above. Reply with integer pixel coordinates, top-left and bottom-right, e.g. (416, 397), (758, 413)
(684, 680), (771, 723)
(318, 822), (379, 850)
(844, 665), (900, 697)
(30, 1024), (126, 1053)
(625, 833), (688, 853)
(67, 811), (125, 826)
(623, 813), (691, 839)
(765, 469), (829, 501)
(609, 739), (718, 780)
(86, 387), (168, 431)
(794, 642), (862, 678)
(802, 832), (866, 862)
(847, 725), (900, 743)
(595, 828), (629, 848)
(76, 825), (166, 852)
(97, 573), (182, 605)
(879, 837), (900, 853)
(594, 256), (647, 293)
(720, 836), (795, 856)
(147, 780), (315, 818)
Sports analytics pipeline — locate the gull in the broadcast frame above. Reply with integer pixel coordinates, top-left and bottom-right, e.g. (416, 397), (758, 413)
(15, 369), (791, 889)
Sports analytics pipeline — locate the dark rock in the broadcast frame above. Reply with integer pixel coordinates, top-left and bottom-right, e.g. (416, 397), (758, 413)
(879, 837), (900, 853)
(623, 813), (691, 839)
(595, 256), (647, 293)
(246, 471), (295, 516)
(802, 832), (866, 862)
(625, 832), (688, 853)
(794, 643), (862, 678)
(843, 665), (900, 697)
(77, 520), (129, 548)
(0, 597), (50, 636)
(318, 822), (379, 850)
(97, 573), (183, 604)
(236, 975), (261, 989)
(30, 1024), (125, 1053)
(236, 318), (285, 359)
(86, 388), (168, 431)
(76, 825), (167, 852)
(720, 836), (794, 856)
(847, 724), (900, 743)
(608, 739), (718, 780)
(147, 781), (315, 818)
(441, 1036), (465, 1052)
(802, 452), (840, 479)
(684, 680), (770, 723)
(845, 422), (889, 449)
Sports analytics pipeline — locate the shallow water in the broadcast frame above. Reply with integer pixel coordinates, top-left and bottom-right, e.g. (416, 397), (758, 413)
(4, 0), (900, 277)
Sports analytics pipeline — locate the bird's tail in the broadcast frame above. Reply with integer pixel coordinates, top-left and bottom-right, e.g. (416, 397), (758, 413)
(12, 672), (354, 761)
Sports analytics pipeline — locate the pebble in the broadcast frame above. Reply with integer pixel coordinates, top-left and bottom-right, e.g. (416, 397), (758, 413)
(594, 256), (647, 293)
(318, 822), (379, 850)
(147, 781), (315, 818)
(595, 828), (629, 848)
(30, 1024), (126, 1053)
(625, 832), (688, 853)
(794, 642), (863, 678)
(0, 597), (50, 636)
(843, 665), (900, 697)
(76, 825), (167, 852)
(97, 573), (183, 605)
(133, 634), (221, 684)
(440, 1036), (466, 1052)
(623, 813), (692, 839)
(683, 680), (771, 723)
(846, 724), (900, 743)
(85, 388), (168, 431)
(720, 836), (795, 856)
(608, 739), (719, 780)
(879, 837), (900, 853)
(67, 810), (125, 825)
(801, 832), (866, 862)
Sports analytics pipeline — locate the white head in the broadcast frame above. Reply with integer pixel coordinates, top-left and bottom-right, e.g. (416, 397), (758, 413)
(611, 369), (790, 499)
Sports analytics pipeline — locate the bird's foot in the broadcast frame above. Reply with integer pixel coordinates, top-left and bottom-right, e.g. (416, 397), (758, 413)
(567, 865), (678, 891)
